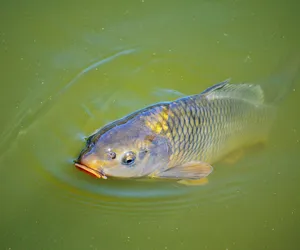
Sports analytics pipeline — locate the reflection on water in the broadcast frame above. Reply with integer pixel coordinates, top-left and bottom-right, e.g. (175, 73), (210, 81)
(1, 0), (300, 249)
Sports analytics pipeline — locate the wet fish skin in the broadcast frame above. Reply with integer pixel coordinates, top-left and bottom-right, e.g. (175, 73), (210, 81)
(160, 83), (273, 168)
(75, 80), (275, 180)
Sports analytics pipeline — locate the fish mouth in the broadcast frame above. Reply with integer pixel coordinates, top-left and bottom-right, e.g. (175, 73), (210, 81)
(75, 163), (107, 179)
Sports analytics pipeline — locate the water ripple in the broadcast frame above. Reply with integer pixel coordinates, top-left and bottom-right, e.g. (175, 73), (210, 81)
(0, 47), (242, 216)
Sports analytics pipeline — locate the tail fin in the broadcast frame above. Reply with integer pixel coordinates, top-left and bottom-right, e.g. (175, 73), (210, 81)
(259, 53), (300, 104)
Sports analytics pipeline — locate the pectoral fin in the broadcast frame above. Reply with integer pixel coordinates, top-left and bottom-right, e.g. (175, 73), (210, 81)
(155, 161), (213, 180)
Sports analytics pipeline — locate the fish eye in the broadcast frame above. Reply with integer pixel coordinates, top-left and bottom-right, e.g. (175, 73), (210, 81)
(107, 151), (116, 160)
(122, 151), (136, 166)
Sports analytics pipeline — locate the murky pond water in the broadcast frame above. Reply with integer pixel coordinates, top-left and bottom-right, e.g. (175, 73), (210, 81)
(1, 1), (300, 249)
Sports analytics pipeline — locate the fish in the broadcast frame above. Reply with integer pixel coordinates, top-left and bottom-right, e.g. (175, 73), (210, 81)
(75, 79), (280, 184)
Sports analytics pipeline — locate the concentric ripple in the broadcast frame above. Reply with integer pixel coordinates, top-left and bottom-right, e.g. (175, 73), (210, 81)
(0, 47), (242, 216)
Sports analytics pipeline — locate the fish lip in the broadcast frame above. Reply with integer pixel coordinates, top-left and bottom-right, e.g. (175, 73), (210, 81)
(74, 163), (107, 179)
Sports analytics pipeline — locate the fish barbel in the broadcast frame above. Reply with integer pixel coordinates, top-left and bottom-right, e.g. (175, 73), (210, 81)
(75, 79), (277, 184)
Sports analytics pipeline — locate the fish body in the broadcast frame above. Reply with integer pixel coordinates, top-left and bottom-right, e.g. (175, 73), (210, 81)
(75, 79), (276, 181)
(149, 81), (274, 168)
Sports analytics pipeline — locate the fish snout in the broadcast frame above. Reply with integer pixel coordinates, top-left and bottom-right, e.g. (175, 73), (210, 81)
(75, 154), (107, 179)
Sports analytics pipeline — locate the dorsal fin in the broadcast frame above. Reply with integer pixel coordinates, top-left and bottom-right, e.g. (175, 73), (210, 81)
(202, 80), (264, 104)
(200, 79), (230, 95)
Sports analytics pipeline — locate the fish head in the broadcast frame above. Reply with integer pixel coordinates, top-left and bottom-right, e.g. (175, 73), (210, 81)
(75, 120), (171, 179)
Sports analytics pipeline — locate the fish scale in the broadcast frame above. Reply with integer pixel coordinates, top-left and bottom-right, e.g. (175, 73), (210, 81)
(143, 87), (273, 168)
(76, 80), (277, 180)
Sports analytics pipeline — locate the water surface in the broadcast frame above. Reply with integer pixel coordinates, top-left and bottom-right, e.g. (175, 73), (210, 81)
(1, 1), (300, 249)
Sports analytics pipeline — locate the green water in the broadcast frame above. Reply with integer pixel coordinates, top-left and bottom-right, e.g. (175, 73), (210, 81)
(1, 1), (300, 249)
